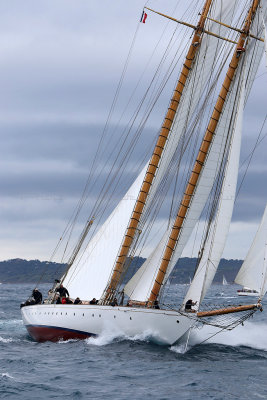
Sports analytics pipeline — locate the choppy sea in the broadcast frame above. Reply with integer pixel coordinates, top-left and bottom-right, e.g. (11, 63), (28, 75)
(0, 283), (267, 399)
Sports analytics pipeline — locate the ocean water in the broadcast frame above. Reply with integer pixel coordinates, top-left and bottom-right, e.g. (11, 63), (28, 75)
(1, 283), (267, 399)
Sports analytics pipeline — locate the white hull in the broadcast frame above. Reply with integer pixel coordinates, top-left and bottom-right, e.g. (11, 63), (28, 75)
(237, 291), (259, 297)
(21, 304), (195, 345)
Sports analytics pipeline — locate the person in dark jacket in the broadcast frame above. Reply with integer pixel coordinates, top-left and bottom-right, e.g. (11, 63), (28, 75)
(185, 299), (197, 312)
(56, 284), (69, 298)
(74, 297), (82, 304)
(32, 288), (42, 304)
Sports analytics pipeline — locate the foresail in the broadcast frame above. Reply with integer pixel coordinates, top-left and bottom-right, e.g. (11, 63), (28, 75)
(235, 205), (267, 296)
(182, 71), (245, 309)
(63, 163), (148, 300)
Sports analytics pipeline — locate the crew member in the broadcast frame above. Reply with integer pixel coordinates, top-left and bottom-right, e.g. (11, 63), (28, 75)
(56, 284), (70, 298)
(32, 288), (42, 304)
(185, 299), (197, 312)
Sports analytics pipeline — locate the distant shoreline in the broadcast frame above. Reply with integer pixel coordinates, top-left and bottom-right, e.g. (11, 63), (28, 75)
(0, 257), (243, 284)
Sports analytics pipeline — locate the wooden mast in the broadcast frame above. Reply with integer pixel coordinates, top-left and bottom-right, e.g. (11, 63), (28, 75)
(147, 0), (260, 307)
(102, 0), (214, 303)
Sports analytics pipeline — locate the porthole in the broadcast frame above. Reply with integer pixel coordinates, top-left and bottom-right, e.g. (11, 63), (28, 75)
(99, 314), (101, 318)
(176, 320), (179, 323)
(92, 314), (94, 317)
(65, 312), (67, 315)
(61, 312), (62, 315)
(83, 313), (84, 317)
(114, 315), (116, 319)
(73, 313), (75, 316)
(130, 317), (132, 320)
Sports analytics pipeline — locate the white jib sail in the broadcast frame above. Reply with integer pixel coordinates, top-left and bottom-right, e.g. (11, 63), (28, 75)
(235, 205), (267, 297)
(124, 6), (267, 302)
(63, 163), (148, 300)
(182, 70), (245, 310)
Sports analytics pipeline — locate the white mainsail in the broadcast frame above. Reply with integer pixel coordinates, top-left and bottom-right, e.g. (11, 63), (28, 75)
(63, 163), (148, 299)
(235, 205), (267, 297)
(182, 72), (245, 309)
(124, 5), (267, 302)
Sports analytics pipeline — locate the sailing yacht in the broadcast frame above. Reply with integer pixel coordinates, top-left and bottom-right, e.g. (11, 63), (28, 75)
(222, 275), (228, 285)
(236, 205), (267, 297)
(21, 0), (267, 344)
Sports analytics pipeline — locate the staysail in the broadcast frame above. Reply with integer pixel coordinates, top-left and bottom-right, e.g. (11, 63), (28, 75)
(63, 164), (148, 299)
(235, 205), (267, 297)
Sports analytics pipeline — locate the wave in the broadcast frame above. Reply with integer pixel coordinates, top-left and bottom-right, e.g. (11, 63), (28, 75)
(0, 336), (16, 343)
(1, 372), (15, 380)
(0, 319), (23, 326)
(190, 321), (267, 352)
(85, 329), (164, 346)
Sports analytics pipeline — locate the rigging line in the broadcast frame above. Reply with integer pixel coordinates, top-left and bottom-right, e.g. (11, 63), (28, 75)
(236, 112), (267, 200)
(239, 115), (267, 168)
(50, 17), (143, 267)
(86, 3), (199, 222)
(86, 2), (196, 220)
(91, 38), (194, 259)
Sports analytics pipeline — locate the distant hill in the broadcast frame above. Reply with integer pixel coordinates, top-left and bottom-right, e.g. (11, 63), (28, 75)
(0, 257), (242, 284)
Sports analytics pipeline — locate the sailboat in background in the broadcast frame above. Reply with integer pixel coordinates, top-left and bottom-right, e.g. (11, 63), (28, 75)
(21, 0), (267, 345)
(236, 204), (267, 297)
(222, 275), (228, 286)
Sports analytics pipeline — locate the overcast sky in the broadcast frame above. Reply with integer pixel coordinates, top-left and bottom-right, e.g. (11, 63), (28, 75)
(0, 0), (266, 262)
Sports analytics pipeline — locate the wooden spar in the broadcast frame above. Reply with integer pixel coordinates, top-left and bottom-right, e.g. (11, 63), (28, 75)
(205, 16), (264, 42)
(102, 0), (214, 303)
(197, 303), (260, 318)
(144, 7), (238, 45)
(147, 0), (261, 307)
(145, 6), (263, 44)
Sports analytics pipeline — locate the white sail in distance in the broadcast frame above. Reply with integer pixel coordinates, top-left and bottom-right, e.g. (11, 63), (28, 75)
(124, 4), (267, 302)
(235, 205), (267, 297)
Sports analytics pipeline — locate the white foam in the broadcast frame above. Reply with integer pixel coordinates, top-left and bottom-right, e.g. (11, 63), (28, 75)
(85, 328), (162, 346)
(57, 338), (79, 344)
(0, 336), (14, 343)
(0, 319), (23, 326)
(1, 372), (14, 380)
(190, 321), (267, 351)
(170, 343), (191, 354)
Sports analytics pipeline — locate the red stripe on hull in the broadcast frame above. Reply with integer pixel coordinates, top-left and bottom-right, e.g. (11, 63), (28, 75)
(26, 325), (95, 342)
